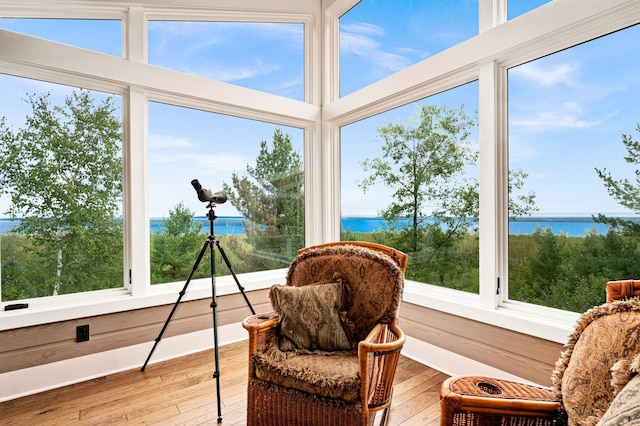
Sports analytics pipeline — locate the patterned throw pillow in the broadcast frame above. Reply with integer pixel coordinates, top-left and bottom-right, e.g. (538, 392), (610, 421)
(596, 374), (640, 425)
(270, 282), (352, 352)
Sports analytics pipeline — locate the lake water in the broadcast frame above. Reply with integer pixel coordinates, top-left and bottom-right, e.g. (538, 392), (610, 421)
(0, 216), (631, 237)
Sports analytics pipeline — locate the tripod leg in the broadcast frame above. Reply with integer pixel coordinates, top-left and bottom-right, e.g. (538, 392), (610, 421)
(141, 239), (210, 372)
(215, 240), (256, 315)
(209, 238), (223, 423)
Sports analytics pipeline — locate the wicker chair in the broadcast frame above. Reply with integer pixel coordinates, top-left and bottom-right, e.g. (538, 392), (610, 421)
(242, 241), (407, 426)
(605, 278), (640, 302)
(440, 281), (640, 426)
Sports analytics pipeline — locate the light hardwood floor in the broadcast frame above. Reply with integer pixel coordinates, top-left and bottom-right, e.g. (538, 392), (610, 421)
(0, 340), (447, 425)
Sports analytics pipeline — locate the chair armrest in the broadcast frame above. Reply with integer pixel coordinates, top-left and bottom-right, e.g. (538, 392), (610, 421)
(242, 312), (279, 365)
(606, 279), (640, 302)
(358, 322), (406, 412)
(440, 375), (565, 426)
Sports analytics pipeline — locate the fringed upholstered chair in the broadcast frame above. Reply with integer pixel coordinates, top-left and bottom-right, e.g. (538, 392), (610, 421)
(440, 281), (640, 426)
(242, 241), (407, 426)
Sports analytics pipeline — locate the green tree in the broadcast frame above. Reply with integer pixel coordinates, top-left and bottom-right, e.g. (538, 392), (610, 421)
(359, 104), (477, 256)
(595, 123), (640, 235)
(359, 103), (536, 280)
(570, 229), (640, 283)
(150, 202), (204, 284)
(528, 227), (565, 286)
(0, 90), (122, 297)
(223, 129), (304, 267)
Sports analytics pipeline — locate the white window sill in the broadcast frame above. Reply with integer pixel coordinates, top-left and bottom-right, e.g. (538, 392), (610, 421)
(2, 272), (578, 343)
(0, 268), (287, 331)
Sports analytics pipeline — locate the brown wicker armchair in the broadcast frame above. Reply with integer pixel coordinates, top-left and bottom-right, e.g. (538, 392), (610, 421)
(242, 242), (407, 426)
(440, 281), (640, 426)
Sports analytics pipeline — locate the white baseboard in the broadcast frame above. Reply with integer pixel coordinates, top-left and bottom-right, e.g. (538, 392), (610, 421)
(0, 326), (538, 403)
(0, 322), (245, 403)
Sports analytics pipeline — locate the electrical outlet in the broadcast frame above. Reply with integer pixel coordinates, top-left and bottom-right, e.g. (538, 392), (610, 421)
(76, 324), (90, 342)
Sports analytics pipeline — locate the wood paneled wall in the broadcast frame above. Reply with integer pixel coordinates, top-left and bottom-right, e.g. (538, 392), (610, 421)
(1, 290), (563, 386)
(399, 302), (564, 385)
(0, 289), (271, 374)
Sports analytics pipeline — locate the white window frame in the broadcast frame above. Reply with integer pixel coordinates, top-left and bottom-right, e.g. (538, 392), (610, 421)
(0, 2), (321, 329)
(0, 0), (639, 346)
(325, 0), (640, 343)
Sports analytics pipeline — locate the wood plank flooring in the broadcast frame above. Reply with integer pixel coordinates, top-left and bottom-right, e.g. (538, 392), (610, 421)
(0, 340), (447, 425)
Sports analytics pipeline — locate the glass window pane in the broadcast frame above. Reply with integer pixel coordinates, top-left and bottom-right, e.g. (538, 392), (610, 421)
(341, 82), (479, 292)
(0, 18), (122, 56)
(508, 0), (552, 20)
(148, 102), (304, 284)
(508, 25), (640, 312)
(339, 0), (478, 97)
(148, 21), (304, 101)
(0, 75), (124, 301)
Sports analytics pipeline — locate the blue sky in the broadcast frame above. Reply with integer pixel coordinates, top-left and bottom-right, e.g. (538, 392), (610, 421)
(1, 0), (639, 221)
(507, 25), (640, 216)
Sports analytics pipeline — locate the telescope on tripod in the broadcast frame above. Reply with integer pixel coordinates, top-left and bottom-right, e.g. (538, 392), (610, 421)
(141, 179), (255, 424)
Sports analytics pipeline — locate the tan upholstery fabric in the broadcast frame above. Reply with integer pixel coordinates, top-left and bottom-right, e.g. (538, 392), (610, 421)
(253, 348), (360, 402)
(596, 373), (640, 425)
(269, 282), (351, 351)
(552, 298), (640, 426)
(286, 244), (404, 342)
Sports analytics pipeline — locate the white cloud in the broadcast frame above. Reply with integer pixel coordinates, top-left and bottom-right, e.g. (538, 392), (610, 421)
(153, 21), (303, 47)
(397, 46), (430, 59)
(249, 22), (304, 39)
(149, 21), (301, 83)
(202, 59), (281, 82)
(149, 133), (249, 173)
(185, 22), (303, 53)
(511, 110), (611, 131)
(340, 30), (410, 73)
(269, 77), (303, 94)
(150, 134), (196, 149)
(181, 152), (247, 172)
(152, 151), (248, 173)
(340, 31), (381, 56)
(511, 61), (578, 87)
(341, 22), (386, 37)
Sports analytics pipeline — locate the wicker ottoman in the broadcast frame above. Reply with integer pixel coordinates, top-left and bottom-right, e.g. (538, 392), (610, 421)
(440, 375), (565, 425)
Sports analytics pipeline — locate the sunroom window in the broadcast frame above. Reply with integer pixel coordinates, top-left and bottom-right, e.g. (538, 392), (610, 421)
(148, 101), (305, 285)
(340, 81), (480, 292)
(147, 21), (304, 101)
(339, 0), (478, 97)
(0, 18), (122, 56)
(507, 24), (640, 312)
(0, 75), (124, 301)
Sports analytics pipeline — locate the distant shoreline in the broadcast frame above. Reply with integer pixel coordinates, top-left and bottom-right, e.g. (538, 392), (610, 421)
(1, 215), (639, 237)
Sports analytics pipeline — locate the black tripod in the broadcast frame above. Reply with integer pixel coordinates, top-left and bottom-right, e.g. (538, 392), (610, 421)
(141, 201), (255, 423)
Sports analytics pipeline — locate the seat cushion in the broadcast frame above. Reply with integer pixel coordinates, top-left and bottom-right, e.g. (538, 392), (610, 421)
(552, 298), (640, 426)
(252, 345), (360, 403)
(269, 282), (352, 351)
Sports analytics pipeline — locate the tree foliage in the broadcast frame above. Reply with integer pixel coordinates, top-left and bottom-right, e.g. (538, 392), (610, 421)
(222, 129), (304, 267)
(359, 104), (477, 254)
(359, 103), (536, 280)
(508, 227), (640, 313)
(595, 123), (640, 235)
(150, 202), (204, 284)
(0, 90), (122, 297)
